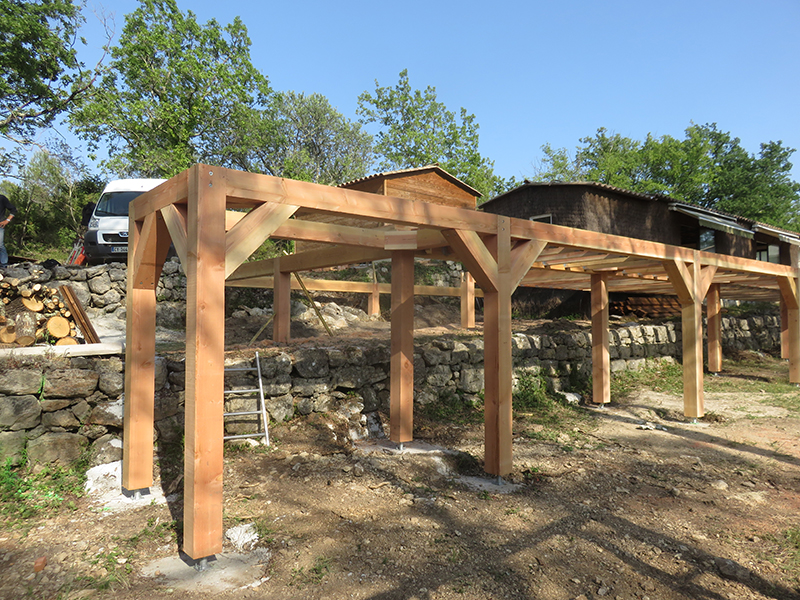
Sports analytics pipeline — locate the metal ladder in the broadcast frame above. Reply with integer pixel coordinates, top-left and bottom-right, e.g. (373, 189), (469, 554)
(223, 352), (269, 445)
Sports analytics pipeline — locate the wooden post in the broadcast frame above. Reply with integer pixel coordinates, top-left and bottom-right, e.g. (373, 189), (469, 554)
(122, 217), (156, 492)
(273, 257), (291, 343)
(590, 273), (610, 405)
(460, 271), (475, 329)
(777, 275), (800, 384)
(707, 283), (722, 373)
(781, 296), (789, 360)
(483, 217), (513, 476)
(664, 256), (706, 418)
(183, 165), (227, 560)
(368, 264), (381, 316)
(390, 250), (415, 443)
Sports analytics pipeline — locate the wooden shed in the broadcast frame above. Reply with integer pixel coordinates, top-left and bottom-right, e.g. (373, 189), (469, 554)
(295, 166), (480, 253)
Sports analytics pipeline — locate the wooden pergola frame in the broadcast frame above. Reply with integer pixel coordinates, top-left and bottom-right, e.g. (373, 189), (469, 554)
(123, 164), (800, 560)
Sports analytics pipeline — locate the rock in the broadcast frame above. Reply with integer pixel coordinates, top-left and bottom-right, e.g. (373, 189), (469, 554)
(0, 368), (44, 395)
(710, 480), (729, 491)
(715, 558), (751, 582)
(42, 409), (80, 430)
(88, 398), (124, 428)
(0, 430), (29, 465)
(90, 434), (122, 466)
(293, 349), (330, 378)
(365, 412), (386, 438)
(44, 369), (99, 398)
(0, 395), (42, 430)
(266, 394), (294, 422)
(458, 368), (484, 394)
(27, 432), (87, 467)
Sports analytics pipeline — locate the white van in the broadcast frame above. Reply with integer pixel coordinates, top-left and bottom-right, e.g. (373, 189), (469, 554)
(83, 179), (166, 263)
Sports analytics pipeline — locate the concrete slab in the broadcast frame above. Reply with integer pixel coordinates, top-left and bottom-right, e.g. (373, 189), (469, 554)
(140, 550), (271, 594)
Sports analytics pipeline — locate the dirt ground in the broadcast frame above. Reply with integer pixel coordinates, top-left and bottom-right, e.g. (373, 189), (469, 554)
(2, 309), (800, 600)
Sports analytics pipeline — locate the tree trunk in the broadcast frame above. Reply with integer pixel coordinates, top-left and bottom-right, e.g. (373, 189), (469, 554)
(15, 311), (38, 346)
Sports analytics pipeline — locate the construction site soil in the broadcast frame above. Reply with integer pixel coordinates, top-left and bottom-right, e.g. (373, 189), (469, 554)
(2, 305), (800, 600)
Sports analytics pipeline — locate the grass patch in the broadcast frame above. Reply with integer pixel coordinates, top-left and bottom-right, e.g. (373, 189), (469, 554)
(0, 454), (88, 525)
(611, 360), (684, 400)
(513, 372), (595, 445)
(421, 390), (483, 426)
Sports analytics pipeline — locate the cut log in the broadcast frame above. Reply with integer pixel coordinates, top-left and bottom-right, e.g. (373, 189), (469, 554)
(15, 311), (37, 346)
(54, 336), (79, 346)
(0, 302), (4, 325)
(46, 316), (71, 339)
(21, 296), (44, 312)
(0, 324), (15, 344)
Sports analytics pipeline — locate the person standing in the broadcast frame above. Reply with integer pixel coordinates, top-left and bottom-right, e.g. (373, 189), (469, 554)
(0, 194), (17, 267)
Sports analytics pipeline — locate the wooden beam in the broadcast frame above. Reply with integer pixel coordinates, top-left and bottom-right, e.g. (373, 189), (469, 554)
(441, 229), (499, 292)
(509, 239), (547, 292)
(483, 216), (513, 476)
(707, 283), (722, 373)
(224, 202), (298, 278)
(778, 274), (800, 383)
(273, 257), (291, 343)
(390, 250), (415, 443)
(131, 172), (188, 217)
(183, 164), (226, 560)
(781, 296), (789, 360)
(122, 215), (157, 493)
(160, 204), (189, 266)
(591, 273), (610, 405)
(461, 271), (475, 329)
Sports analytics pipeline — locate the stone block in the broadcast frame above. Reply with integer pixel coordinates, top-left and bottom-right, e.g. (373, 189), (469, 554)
(293, 348), (330, 378)
(266, 394), (294, 422)
(0, 430), (28, 466)
(27, 432), (87, 467)
(0, 395), (41, 431)
(44, 369), (99, 398)
(0, 368), (43, 395)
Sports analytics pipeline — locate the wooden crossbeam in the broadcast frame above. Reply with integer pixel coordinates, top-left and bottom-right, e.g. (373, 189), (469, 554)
(160, 204), (189, 266)
(225, 203), (298, 278)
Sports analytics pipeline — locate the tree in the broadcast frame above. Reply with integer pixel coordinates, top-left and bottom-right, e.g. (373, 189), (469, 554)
(211, 91), (374, 185)
(69, 0), (270, 178)
(357, 69), (508, 200)
(532, 124), (800, 229)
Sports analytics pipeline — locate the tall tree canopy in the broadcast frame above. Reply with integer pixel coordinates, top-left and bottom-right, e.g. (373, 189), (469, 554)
(0, 0), (98, 142)
(533, 124), (800, 230)
(210, 91), (374, 185)
(69, 0), (271, 178)
(357, 69), (508, 200)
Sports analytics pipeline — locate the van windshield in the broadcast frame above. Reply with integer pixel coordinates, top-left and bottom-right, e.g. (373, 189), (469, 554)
(94, 191), (146, 217)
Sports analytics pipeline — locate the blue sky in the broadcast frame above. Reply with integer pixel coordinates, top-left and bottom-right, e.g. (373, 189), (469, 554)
(54, 0), (800, 182)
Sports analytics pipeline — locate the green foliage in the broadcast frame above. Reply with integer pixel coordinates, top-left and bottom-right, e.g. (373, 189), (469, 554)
(0, 146), (101, 258)
(69, 0), (271, 178)
(217, 91), (374, 185)
(0, 0), (100, 145)
(357, 69), (511, 200)
(421, 390), (483, 426)
(610, 360), (684, 400)
(0, 455), (88, 523)
(532, 123), (800, 230)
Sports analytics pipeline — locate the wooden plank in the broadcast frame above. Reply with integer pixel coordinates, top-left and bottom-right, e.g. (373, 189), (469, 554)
(183, 164), (226, 560)
(384, 231), (419, 250)
(390, 250), (415, 444)
(781, 296), (789, 360)
(59, 285), (100, 344)
(224, 202), (299, 278)
(778, 272), (800, 383)
(707, 283), (722, 373)
(509, 239), (547, 292)
(131, 172), (188, 218)
(461, 271), (475, 329)
(681, 258), (704, 418)
(483, 216), (513, 476)
(130, 212), (171, 291)
(122, 215), (156, 493)
(160, 204), (189, 266)
(441, 229), (499, 292)
(273, 258), (291, 343)
(591, 274), (610, 405)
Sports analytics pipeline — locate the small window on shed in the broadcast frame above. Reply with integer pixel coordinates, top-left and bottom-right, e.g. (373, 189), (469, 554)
(699, 228), (716, 253)
(530, 213), (552, 224)
(756, 243), (780, 264)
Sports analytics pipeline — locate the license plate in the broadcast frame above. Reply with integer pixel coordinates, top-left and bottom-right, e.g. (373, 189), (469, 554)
(111, 246), (127, 253)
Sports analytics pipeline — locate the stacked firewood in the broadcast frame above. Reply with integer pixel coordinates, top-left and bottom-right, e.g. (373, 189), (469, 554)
(0, 276), (86, 347)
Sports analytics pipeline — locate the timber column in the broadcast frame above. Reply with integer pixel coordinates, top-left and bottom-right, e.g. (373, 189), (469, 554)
(390, 250), (415, 443)
(183, 165), (227, 560)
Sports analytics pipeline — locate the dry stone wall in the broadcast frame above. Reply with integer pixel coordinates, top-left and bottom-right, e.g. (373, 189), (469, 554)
(0, 313), (783, 468)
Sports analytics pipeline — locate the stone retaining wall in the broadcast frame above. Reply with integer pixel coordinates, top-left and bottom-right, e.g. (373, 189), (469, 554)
(0, 311), (782, 468)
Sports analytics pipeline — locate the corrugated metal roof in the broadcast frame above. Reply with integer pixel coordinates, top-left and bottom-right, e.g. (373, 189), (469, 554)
(338, 165), (481, 197)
